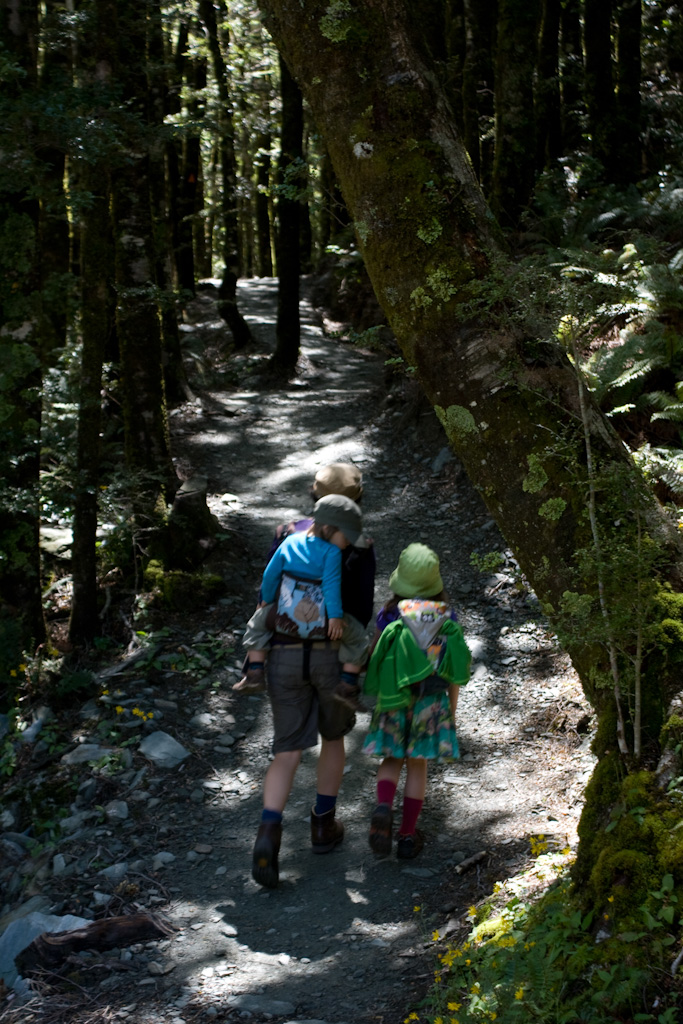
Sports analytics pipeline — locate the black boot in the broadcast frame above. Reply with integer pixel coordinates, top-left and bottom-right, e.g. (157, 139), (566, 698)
(252, 821), (282, 887)
(311, 806), (344, 854)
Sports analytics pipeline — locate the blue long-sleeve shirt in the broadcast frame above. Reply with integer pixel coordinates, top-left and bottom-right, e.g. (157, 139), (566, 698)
(266, 517), (376, 626)
(260, 532), (343, 619)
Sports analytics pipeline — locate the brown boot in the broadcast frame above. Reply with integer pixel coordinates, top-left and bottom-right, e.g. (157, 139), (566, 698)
(252, 821), (281, 887)
(311, 806), (344, 854)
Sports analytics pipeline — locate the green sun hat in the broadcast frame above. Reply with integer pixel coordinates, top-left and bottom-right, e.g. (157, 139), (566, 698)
(389, 543), (444, 597)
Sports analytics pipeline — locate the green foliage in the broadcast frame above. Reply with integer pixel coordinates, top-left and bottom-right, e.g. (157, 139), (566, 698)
(470, 551), (506, 574)
(420, 844), (682, 1024)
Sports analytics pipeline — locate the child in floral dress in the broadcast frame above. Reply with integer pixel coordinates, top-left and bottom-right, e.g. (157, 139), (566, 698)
(362, 543), (471, 858)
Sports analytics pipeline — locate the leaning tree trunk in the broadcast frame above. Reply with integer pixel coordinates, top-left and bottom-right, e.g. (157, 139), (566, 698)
(272, 54), (303, 371)
(257, 0), (683, 898)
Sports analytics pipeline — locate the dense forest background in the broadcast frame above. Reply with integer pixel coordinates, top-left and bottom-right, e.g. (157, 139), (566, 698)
(3, 0), (683, 1021)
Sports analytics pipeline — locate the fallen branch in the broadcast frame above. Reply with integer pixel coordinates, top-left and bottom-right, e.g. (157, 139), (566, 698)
(16, 913), (177, 973)
(454, 850), (487, 875)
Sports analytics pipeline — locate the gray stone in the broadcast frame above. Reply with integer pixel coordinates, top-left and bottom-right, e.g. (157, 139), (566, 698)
(152, 851), (176, 870)
(138, 731), (189, 768)
(431, 446), (453, 475)
(0, 809), (15, 829)
(189, 713), (214, 730)
(105, 800), (129, 822)
(61, 744), (114, 765)
(227, 995), (296, 1016)
(98, 862), (129, 883)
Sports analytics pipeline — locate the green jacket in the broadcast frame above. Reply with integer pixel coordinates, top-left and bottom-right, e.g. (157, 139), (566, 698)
(363, 618), (471, 711)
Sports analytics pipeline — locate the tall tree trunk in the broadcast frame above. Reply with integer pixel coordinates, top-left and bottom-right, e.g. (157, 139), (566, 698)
(615, 0), (642, 185)
(462, 0), (497, 189)
(535, 0), (562, 169)
(69, 0), (118, 643)
(272, 54), (302, 370)
(257, 0), (683, 913)
(0, 0), (46, 701)
(559, 0), (583, 151)
(584, 0), (618, 179)
(147, 0), (192, 407)
(443, 0), (466, 139)
(111, 0), (175, 541)
(175, 40), (206, 297)
(255, 132), (273, 275)
(199, 0), (252, 347)
(491, 0), (541, 229)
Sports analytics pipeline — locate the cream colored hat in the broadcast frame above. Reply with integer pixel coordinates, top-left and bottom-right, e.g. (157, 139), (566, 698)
(312, 463), (363, 502)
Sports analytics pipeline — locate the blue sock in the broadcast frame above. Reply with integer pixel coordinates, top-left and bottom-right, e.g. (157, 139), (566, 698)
(315, 792), (337, 816)
(340, 670), (359, 685)
(262, 808), (283, 824)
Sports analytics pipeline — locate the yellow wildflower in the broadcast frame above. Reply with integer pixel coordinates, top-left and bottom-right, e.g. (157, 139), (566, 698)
(115, 705), (124, 714)
(434, 974), (442, 983)
(10, 670), (16, 677)
(434, 1018), (443, 1024)
(608, 895), (614, 903)
(515, 987), (524, 1000)
(447, 1003), (461, 1012)
(19, 663), (27, 672)
(432, 930), (440, 941)
(465, 958), (471, 965)
(414, 905), (421, 912)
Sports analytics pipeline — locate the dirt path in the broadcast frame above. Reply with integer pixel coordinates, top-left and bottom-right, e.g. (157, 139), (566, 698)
(1, 278), (595, 1024)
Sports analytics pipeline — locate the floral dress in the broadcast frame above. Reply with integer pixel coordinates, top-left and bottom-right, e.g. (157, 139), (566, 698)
(362, 601), (469, 762)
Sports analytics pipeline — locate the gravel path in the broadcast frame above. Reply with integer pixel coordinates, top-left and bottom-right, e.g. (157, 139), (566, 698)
(0, 278), (595, 1024)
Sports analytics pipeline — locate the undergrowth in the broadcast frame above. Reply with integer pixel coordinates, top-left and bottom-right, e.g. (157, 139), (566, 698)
(415, 841), (682, 1024)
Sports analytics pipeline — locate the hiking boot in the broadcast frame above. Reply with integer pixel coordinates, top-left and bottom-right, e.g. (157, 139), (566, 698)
(333, 679), (365, 712)
(311, 806), (344, 854)
(368, 802), (393, 856)
(233, 663), (266, 695)
(396, 828), (425, 860)
(252, 821), (282, 888)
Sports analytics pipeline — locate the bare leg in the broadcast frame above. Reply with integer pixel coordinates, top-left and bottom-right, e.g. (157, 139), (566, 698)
(449, 683), (460, 724)
(317, 736), (345, 795)
(262, 749), (301, 812)
(248, 650), (266, 664)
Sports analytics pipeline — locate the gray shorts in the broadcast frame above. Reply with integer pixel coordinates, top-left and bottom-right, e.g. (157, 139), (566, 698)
(267, 644), (356, 754)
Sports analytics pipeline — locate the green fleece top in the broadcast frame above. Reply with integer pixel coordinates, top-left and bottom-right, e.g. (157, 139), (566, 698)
(363, 619), (471, 711)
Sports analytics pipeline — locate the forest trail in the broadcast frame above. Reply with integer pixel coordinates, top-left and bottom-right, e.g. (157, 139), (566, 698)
(3, 278), (595, 1024)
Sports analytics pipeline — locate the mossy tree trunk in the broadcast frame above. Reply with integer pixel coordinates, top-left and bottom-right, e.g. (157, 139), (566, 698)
(535, 0), (562, 170)
(257, 0), (683, 890)
(272, 54), (303, 371)
(0, 0), (46, 703)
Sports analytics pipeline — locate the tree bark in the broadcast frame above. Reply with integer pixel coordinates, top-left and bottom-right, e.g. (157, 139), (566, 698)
(272, 54), (303, 370)
(255, 131), (274, 275)
(584, 0), (618, 179)
(615, 0), (642, 185)
(491, 0), (541, 228)
(559, 0), (583, 152)
(69, 0), (118, 644)
(110, 0), (176, 535)
(462, 0), (496, 190)
(535, 0), (562, 169)
(199, 0), (253, 346)
(0, 0), (46, 700)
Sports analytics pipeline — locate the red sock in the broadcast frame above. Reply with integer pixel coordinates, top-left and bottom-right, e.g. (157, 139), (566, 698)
(377, 779), (397, 807)
(399, 796), (423, 835)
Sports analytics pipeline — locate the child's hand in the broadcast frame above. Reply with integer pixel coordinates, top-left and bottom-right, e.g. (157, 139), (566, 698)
(328, 617), (344, 640)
